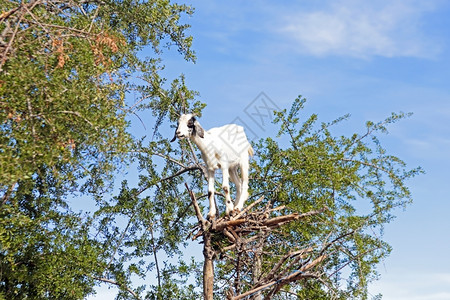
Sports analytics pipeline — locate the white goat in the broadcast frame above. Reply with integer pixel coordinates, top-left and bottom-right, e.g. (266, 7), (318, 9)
(171, 114), (254, 218)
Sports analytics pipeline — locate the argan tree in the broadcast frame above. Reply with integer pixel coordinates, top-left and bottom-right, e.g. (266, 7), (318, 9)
(199, 98), (421, 299)
(95, 95), (420, 299)
(0, 1), (421, 299)
(0, 0), (196, 298)
(172, 97), (421, 299)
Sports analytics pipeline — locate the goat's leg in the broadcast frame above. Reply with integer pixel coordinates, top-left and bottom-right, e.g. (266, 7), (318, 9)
(235, 159), (249, 212)
(229, 166), (242, 209)
(206, 170), (217, 219)
(222, 167), (234, 215)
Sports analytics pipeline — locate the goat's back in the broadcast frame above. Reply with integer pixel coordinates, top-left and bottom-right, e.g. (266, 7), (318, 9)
(207, 124), (248, 145)
(206, 124), (251, 161)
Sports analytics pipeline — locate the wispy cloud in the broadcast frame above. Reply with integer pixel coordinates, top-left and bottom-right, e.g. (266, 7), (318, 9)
(279, 0), (441, 58)
(370, 272), (450, 300)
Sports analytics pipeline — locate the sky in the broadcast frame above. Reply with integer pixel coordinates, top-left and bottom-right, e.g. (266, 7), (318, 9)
(94, 0), (450, 299)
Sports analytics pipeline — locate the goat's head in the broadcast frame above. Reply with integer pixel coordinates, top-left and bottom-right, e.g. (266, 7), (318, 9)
(170, 113), (205, 142)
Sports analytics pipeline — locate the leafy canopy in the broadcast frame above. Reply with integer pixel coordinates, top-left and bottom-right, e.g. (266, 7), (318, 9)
(0, 0), (422, 299)
(0, 0), (195, 298)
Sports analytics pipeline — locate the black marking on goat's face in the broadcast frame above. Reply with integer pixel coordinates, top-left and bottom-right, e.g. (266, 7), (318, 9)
(171, 114), (203, 141)
(187, 117), (195, 128)
(187, 116), (197, 136)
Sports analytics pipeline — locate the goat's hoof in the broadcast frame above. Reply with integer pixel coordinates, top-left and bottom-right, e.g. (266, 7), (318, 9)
(227, 209), (238, 217)
(206, 214), (216, 221)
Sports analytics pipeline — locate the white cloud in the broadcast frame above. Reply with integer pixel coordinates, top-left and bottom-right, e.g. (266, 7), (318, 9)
(280, 0), (440, 58)
(370, 272), (450, 300)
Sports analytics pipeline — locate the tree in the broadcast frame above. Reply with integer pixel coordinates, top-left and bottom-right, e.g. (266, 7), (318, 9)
(93, 95), (420, 299)
(0, 1), (422, 299)
(0, 0), (195, 298)
(176, 97), (422, 299)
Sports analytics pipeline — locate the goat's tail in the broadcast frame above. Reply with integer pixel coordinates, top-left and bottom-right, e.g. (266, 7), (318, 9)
(248, 145), (254, 157)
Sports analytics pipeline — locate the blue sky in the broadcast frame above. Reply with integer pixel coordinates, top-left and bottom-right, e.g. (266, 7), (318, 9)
(94, 0), (450, 298)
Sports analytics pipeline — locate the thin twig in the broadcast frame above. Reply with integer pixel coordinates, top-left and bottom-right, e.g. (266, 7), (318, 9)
(136, 166), (201, 196)
(149, 223), (161, 288)
(1, 183), (16, 207)
(106, 211), (137, 272)
(143, 151), (187, 168)
(0, 7), (23, 71)
(93, 277), (140, 299)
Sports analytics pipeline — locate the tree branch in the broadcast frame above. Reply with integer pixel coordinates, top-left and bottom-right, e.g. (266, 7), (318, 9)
(105, 211), (137, 272)
(185, 182), (208, 227)
(93, 277), (140, 299)
(1, 182), (16, 207)
(149, 222), (161, 289)
(55, 111), (97, 129)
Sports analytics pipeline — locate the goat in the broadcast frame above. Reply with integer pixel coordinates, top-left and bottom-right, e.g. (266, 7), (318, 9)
(171, 114), (254, 218)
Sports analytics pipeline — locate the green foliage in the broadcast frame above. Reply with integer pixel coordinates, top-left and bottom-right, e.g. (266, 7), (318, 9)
(242, 96), (422, 298)
(1, 0), (196, 298)
(0, 0), (422, 299)
(100, 95), (421, 299)
(0, 170), (106, 299)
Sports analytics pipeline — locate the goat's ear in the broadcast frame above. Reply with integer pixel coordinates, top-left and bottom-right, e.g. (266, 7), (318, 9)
(170, 127), (177, 142)
(194, 121), (204, 138)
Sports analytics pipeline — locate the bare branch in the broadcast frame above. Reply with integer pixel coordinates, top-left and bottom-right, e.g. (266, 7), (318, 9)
(260, 247), (314, 285)
(262, 208), (326, 227)
(141, 151), (187, 168)
(231, 196), (265, 220)
(159, 166), (201, 183)
(185, 182), (208, 227)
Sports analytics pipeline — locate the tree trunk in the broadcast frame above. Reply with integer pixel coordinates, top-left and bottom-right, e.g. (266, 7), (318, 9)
(203, 230), (214, 300)
(251, 243), (262, 300)
(185, 184), (215, 300)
